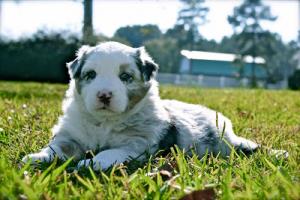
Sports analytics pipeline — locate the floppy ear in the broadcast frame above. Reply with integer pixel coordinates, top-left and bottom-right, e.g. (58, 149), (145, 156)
(134, 47), (159, 82)
(67, 45), (90, 79)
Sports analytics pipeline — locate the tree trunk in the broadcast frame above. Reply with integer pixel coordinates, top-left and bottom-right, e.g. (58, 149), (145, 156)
(83, 0), (93, 43)
(0, 0), (2, 34)
(251, 32), (257, 88)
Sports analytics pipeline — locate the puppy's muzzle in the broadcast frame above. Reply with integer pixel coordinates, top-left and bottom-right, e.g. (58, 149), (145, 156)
(97, 91), (112, 106)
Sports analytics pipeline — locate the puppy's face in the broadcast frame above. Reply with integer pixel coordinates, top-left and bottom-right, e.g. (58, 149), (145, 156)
(67, 42), (158, 118)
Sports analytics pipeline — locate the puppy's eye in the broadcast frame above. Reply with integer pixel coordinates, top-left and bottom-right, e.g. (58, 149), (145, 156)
(119, 72), (133, 83)
(83, 70), (96, 81)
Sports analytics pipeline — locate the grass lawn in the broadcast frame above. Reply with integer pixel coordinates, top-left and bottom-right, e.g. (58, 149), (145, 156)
(0, 81), (299, 199)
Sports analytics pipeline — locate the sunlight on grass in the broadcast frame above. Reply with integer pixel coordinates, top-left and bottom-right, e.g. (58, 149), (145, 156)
(0, 81), (299, 199)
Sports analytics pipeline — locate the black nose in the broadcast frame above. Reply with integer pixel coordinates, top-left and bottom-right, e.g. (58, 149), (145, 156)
(97, 91), (112, 105)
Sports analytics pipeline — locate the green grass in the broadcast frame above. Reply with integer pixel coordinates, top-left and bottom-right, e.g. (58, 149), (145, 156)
(0, 81), (299, 199)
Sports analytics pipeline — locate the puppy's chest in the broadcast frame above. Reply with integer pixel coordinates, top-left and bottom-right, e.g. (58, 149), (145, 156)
(84, 123), (129, 150)
(84, 124), (111, 149)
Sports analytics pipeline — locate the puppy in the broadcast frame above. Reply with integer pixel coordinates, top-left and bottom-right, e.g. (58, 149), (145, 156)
(22, 42), (287, 170)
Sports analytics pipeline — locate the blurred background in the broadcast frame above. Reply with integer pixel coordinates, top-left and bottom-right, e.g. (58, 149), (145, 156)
(0, 0), (299, 89)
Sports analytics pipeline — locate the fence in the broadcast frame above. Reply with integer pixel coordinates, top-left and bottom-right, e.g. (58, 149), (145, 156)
(157, 73), (287, 89)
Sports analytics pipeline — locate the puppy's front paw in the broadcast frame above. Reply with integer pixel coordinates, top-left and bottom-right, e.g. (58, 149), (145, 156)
(77, 158), (113, 171)
(22, 152), (53, 164)
(77, 159), (94, 170)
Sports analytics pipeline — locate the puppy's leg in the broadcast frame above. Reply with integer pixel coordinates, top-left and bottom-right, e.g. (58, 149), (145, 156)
(229, 136), (288, 158)
(230, 136), (260, 156)
(77, 148), (140, 171)
(220, 130), (288, 158)
(193, 125), (259, 158)
(21, 145), (63, 164)
(77, 138), (150, 171)
(22, 138), (84, 164)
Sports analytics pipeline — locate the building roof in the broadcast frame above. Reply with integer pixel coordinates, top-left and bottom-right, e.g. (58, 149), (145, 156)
(181, 50), (265, 64)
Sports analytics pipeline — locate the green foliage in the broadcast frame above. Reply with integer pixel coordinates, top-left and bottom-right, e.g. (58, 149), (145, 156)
(165, 25), (219, 53)
(114, 24), (162, 47)
(0, 81), (299, 199)
(0, 31), (112, 83)
(177, 0), (209, 45)
(218, 36), (237, 54)
(0, 31), (80, 83)
(144, 38), (181, 73)
(263, 38), (299, 83)
(228, 0), (278, 86)
(165, 25), (190, 49)
(228, 0), (276, 34)
(232, 32), (297, 83)
(288, 69), (300, 90)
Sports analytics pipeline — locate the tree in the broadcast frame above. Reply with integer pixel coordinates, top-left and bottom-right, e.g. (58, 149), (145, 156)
(288, 69), (300, 90)
(145, 38), (180, 73)
(83, 0), (93, 43)
(176, 0), (209, 49)
(228, 0), (277, 87)
(165, 25), (189, 49)
(114, 25), (162, 47)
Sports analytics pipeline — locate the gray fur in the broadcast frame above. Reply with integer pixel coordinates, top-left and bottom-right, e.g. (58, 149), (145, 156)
(68, 55), (86, 79)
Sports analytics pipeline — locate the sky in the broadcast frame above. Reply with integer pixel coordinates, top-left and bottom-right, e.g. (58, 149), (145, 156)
(0, 0), (299, 43)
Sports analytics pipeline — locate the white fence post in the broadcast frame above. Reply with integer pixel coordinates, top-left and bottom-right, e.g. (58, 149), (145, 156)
(220, 76), (225, 88)
(241, 78), (248, 87)
(175, 74), (180, 85)
(197, 75), (203, 85)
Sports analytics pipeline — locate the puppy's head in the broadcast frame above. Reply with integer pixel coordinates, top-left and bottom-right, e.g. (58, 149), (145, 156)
(67, 41), (158, 117)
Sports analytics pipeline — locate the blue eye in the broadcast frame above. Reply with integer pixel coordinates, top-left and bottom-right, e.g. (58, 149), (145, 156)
(119, 72), (133, 83)
(84, 70), (96, 81)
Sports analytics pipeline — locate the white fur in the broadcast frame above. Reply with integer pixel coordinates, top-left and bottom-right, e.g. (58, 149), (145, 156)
(22, 42), (287, 170)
